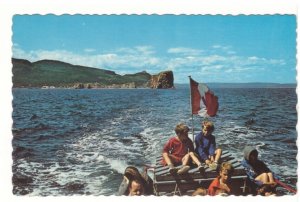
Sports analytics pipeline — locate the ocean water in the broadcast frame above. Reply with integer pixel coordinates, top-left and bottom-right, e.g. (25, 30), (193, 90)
(12, 86), (297, 196)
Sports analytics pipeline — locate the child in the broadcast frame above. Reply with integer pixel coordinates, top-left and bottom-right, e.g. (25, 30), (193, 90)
(162, 123), (204, 175)
(118, 166), (153, 196)
(207, 162), (234, 196)
(192, 187), (207, 196)
(128, 178), (144, 196)
(195, 121), (222, 170)
(241, 146), (277, 196)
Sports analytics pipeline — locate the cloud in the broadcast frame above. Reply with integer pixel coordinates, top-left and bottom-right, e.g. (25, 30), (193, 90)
(227, 51), (236, 55)
(248, 56), (259, 60)
(211, 45), (237, 56)
(12, 45), (289, 83)
(115, 46), (155, 56)
(135, 46), (155, 55)
(212, 45), (221, 49)
(12, 46), (163, 74)
(167, 47), (203, 56)
(212, 45), (231, 50)
(84, 48), (96, 53)
(166, 46), (288, 83)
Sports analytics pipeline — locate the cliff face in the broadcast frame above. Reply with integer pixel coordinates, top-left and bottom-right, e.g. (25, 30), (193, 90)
(149, 71), (174, 89)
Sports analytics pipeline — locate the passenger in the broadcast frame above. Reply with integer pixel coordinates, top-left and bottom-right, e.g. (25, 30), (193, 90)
(241, 146), (277, 196)
(207, 162), (234, 196)
(195, 121), (222, 170)
(128, 178), (144, 196)
(162, 123), (204, 175)
(192, 187), (207, 196)
(117, 166), (153, 196)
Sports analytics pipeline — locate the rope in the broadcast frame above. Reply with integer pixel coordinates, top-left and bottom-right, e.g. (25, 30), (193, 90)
(275, 179), (297, 194)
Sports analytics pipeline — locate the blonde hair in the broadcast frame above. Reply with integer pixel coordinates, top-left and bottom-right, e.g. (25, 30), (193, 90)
(175, 123), (189, 135)
(220, 162), (234, 174)
(202, 121), (214, 132)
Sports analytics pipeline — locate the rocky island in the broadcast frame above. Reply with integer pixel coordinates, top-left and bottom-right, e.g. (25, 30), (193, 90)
(12, 58), (174, 89)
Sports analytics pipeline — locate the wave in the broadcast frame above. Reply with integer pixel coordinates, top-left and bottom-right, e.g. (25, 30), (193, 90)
(12, 88), (297, 195)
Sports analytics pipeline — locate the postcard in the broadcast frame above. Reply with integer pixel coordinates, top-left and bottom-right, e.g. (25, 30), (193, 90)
(1, 1), (298, 202)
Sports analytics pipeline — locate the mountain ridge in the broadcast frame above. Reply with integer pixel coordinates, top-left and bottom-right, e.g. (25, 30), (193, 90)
(12, 58), (158, 88)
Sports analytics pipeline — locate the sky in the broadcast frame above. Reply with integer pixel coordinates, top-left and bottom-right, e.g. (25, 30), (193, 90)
(12, 15), (296, 84)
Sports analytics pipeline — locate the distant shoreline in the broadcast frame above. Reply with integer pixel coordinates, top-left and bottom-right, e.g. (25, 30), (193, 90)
(174, 83), (297, 89)
(12, 86), (159, 90)
(12, 85), (296, 90)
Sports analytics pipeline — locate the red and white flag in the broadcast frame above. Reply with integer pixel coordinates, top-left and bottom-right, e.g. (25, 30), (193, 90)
(189, 77), (218, 117)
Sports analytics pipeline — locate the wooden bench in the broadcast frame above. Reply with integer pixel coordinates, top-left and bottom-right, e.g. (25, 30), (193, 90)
(153, 151), (248, 196)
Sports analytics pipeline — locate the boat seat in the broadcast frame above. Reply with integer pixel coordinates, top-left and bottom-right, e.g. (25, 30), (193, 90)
(153, 151), (248, 196)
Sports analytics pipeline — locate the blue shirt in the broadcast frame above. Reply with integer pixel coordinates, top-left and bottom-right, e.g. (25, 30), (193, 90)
(195, 132), (216, 161)
(241, 159), (275, 187)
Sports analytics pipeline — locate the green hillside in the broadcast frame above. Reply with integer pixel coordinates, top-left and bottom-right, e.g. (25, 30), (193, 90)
(12, 58), (152, 88)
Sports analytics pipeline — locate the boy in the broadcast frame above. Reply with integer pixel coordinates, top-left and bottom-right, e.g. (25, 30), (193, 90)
(241, 146), (277, 196)
(208, 162), (235, 196)
(162, 123), (204, 175)
(195, 121), (222, 170)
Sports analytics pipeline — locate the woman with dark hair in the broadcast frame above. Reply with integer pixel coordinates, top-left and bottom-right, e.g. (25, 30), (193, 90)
(241, 146), (277, 196)
(117, 166), (153, 196)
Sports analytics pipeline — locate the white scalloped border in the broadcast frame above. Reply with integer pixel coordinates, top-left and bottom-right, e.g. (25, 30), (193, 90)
(0, 1), (298, 202)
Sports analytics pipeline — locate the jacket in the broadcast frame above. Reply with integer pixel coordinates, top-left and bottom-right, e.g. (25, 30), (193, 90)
(241, 146), (275, 187)
(195, 132), (216, 161)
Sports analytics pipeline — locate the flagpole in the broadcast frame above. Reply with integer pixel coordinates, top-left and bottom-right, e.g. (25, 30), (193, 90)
(188, 76), (195, 143)
(189, 77), (218, 144)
